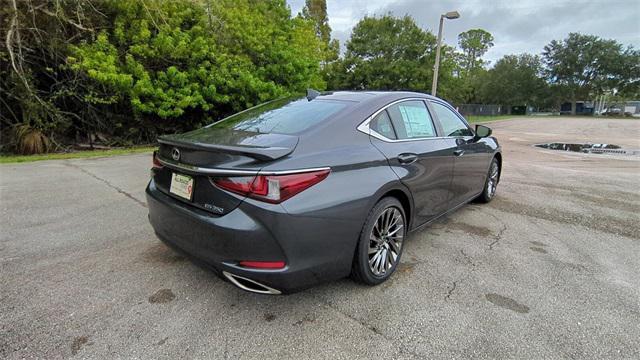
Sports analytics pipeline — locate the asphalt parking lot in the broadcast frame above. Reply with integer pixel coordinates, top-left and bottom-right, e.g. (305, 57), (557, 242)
(1, 117), (639, 359)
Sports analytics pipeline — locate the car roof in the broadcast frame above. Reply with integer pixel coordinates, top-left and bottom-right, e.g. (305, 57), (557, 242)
(293, 90), (446, 142)
(313, 90), (436, 104)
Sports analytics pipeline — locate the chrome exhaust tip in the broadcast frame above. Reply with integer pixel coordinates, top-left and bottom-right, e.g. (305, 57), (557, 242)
(222, 271), (282, 295)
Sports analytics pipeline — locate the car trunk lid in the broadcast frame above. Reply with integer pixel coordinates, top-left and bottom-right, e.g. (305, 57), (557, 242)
(154, 128), (298, 215)
(158, 128), (298, 165)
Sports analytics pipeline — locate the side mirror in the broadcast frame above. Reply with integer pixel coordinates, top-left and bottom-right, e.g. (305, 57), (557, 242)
(474, 125), (492, 140)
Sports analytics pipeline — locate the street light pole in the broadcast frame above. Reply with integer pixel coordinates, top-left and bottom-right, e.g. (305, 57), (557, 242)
(431, 11), (460, 97)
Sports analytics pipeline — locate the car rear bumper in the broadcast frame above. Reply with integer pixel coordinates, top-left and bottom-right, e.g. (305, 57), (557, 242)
(145, 180), (356, 294)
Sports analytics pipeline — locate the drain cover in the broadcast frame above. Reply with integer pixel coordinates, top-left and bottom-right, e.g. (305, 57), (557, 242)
(535, 143), (640, 156)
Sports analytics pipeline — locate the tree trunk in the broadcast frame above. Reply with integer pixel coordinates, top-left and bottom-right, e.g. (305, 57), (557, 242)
(571, 100), (577, 115)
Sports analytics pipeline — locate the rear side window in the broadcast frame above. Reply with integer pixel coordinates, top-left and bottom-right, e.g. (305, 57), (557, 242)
(369, 111), (397, 139)
(386, 100), (437, 139)
(209, 97), (347, 134)
(430, 102), (473, 137)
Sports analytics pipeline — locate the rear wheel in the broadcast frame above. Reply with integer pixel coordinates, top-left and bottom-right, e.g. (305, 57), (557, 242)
(477, 158), (500, 203)
(351, 197), (406, 285)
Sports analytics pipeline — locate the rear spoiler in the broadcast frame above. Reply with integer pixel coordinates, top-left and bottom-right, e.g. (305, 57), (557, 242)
(157, 136), (298, 161)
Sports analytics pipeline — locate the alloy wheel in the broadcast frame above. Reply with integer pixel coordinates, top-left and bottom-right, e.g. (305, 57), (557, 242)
(368, 207), (404, 276)
(487, 161), (499, 198)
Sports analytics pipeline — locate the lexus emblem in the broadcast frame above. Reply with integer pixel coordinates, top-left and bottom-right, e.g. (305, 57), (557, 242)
(171, 148), (181, 161)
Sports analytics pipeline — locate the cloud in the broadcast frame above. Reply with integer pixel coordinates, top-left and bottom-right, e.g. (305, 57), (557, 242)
(288, 0), (640, 63)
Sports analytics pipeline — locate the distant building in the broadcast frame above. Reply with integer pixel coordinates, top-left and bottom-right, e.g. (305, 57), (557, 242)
(623, 101), (640, 116)
(560, 101), (594, 115)
(594, 100), (640, 116)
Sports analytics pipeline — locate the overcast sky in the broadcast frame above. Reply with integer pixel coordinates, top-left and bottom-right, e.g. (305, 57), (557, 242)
(287, 0), (640, 64)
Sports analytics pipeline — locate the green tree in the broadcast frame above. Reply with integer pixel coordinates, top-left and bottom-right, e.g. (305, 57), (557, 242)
(330, 15), (438, 91)
(611, 47), (640, 99)
(301, 0), (331, 46)
(300, 0), (339, 79)
(542, 32), (631, 114)
(69, 0), (325, 136)
(443, 29), (495, 105)
(458, 29), (494, 73)
(434, 48), (481, 104)
(479, 54), (549, 111)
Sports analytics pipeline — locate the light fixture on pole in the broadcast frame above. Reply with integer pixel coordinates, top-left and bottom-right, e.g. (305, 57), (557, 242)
(431, 11), (460, 97)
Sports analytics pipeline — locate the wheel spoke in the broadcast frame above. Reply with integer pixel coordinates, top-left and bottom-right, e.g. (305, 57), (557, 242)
(386, 250), (394, 269)
(379, 249), (388, 273)
(369, 250), (381, 271)
(370, 234), (382, 244)
(373, 219), (381, 237)
(388, 212), (401, 229)
(381, 249), (388, 274)
(389, 238), (401, 253)
(388, 224), (403, 236)
(374, 250), (384, 273)
(388, 235), (403, 244)
(383, 210), (392, 233)
(390, 248), (398, 261)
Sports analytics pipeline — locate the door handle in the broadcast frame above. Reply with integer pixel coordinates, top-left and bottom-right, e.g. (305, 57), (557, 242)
(453, 149), (465, 157)
(398, 153), (418, 165)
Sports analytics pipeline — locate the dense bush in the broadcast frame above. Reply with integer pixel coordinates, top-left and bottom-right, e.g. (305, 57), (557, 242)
(1, 0), (324, 153)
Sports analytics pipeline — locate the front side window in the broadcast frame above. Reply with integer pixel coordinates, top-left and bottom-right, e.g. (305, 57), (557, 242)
(386, 100), (437, 139)
(430, 102), (473, 137)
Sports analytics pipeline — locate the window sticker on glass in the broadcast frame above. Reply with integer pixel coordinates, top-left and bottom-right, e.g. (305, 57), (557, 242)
(398, 105), (435, 138)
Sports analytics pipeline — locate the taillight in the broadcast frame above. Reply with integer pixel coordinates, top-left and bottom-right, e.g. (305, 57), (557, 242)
(212, 176), (255, 194)
(212, 169), (330, 204)
(152, 151), (163, 169)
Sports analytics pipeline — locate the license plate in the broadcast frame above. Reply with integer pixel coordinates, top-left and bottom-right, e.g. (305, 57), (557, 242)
(170, 173), (194, 200)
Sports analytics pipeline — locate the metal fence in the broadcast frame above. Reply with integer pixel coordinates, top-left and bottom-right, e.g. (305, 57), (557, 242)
(455, 104), (503, 116)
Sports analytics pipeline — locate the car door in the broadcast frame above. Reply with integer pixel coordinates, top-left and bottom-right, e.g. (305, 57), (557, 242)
(429, 100), (491, 207)
(364, 99), (454, 227)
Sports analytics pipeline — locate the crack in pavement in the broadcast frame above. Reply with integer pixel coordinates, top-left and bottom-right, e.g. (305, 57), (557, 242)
(459, 249), (476, 267)
(488, 226), (506, 250)
(321, 301), (422, 359)
(462, 207), (509, 251)
(444, 280), (458, 301)
(441, 208), (509, 301)
(484, 211), (508, 250)
(64, 162), (147, 208)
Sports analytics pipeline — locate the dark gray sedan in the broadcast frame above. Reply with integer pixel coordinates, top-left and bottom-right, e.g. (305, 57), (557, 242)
(146, 91), (501, 294)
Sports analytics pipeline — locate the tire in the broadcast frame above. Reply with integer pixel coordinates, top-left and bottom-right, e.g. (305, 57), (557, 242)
(477, 157), (500, 203)
(351, 197), (407, 285)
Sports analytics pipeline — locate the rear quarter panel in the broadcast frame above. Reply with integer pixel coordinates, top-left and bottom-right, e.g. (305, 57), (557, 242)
(259, 136), (408, 281)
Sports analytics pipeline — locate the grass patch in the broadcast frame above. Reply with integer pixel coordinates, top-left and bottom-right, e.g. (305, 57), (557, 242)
(465, 114), (639, 123)
(591, 115), (640, 120)
(0, 146), (156, 164)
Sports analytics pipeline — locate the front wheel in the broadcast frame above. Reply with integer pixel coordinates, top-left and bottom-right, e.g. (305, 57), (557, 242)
(477, 158), (500, 203)
(351, 197), (406, 285)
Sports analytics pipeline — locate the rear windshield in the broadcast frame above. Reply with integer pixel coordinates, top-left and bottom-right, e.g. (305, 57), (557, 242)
(208, 97), (347, 134)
